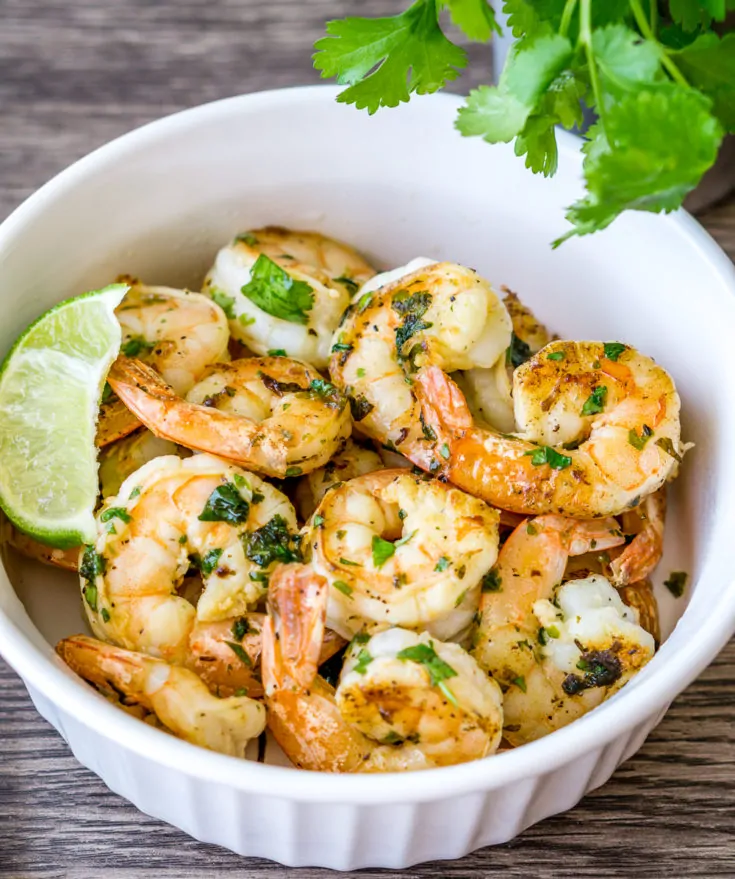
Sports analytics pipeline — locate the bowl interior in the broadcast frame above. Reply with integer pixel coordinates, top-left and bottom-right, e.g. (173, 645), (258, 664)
(1, 88), (735, 776)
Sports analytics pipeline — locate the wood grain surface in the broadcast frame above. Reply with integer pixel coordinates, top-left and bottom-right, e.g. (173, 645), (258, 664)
(1, 2), (734, 876)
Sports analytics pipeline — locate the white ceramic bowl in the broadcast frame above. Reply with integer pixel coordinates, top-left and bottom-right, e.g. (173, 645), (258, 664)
(1, 86), (735, 870)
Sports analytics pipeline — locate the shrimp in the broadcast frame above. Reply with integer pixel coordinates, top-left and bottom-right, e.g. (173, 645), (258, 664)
(609, 488), (666, 586)
(187, 614), (346, 699)
(457, 289), (554, 434)
(57, 635), (265, 755)
(98, 428), (190, 499)
(1, 512), (80, 572)
(96, 283), (231, 445)
(328, 261), (512, 471)
(107, 356), (351, 478)
(294, 438), (384, 521)
(261, 564), (503, 772)
(82, 453), (300, 664)
(302, 469), (500, 641)
(472, 515), (655, 746)
(203, 227), (376, 370)
(415, 338), (683, 517)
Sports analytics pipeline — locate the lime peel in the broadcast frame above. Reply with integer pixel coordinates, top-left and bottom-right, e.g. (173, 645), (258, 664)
(0, 284), (129, 548)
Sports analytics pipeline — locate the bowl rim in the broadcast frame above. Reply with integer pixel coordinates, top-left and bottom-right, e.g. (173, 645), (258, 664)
(1, 84), (735, 805)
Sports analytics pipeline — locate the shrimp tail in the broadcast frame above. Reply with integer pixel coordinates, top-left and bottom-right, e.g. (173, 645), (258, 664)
(414, 365), (474, 435)
(109, 357), (288, 474)
(610, 490), (666, 587)
(262, 564), (328, 693)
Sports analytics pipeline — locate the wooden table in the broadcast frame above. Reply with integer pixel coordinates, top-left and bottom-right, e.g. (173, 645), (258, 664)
(1, 2), (734, 876)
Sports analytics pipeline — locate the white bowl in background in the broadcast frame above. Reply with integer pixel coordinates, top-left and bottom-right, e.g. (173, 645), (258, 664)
(1, 86), (734, 869)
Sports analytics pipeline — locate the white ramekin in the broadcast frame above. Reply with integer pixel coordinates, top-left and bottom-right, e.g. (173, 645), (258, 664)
(1, 86), (734, 869)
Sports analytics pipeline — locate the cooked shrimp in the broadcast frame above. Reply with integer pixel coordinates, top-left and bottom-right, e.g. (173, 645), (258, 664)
(329, 262), (512, 470)
(187, 614), (346, 699)
(609, 488), (666, 586)
(82, 453), (300, 663)
(458, 289), (554, 433)
(415, 338), (683, 517)
(294, 438), (384, 521)
(302, 469), (500, 641)
(108, 356), (351, 479)
(57, 635), (265, 755)
(96, 283), (231, 445)
(1, 512), (80, 572)
(98, 428), (190, 499)
(472, 515), (654, 745)
(262, 564), (503, 772)
(203, 227), (376, 370)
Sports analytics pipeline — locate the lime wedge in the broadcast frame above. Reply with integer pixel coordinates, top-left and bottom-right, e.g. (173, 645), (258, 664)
(0, 284), (129, 548)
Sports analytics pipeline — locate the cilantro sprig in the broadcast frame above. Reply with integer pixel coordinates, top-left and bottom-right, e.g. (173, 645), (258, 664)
(315, 1), (733, 243)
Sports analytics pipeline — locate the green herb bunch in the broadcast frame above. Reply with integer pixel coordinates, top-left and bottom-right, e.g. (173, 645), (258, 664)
(314, 1), (734, 244)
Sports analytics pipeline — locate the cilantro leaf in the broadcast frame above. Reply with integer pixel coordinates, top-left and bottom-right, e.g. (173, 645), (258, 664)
(556, 86), (723, 244)
(240, 254), (314, 325)
(198, 482), (250, 525)
(670, 0), (727, 31)
(372, 535), (396, 568)
(209, 286), (237, 320)
(439, 0), (500, 41)
(314, 0), (467, 114)
(456, 34), (574, 144)
(592, 24), (663, 101)
(397, 641), (458, 704)
(675, 33), (735, 131)
(243, 515), (301, 567)
(523, 445), (572, 470)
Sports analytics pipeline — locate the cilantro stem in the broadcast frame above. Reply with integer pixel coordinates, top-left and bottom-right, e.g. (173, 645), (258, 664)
(649, 0), (657, 35)
(579, 0), (607, 134)
(628, 0), (689, 88)
(559, 0), (578, 39)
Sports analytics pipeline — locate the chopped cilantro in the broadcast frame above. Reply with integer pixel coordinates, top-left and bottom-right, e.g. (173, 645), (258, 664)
(313, 514), (325, 527)
(512, 675), (527, 693)
(581, 385), (608, 416)
(268, 348), (288, 357)
(232, 617), (250, 641)
(547, 350), (565, 361)
(200, 548), (224, 576)
(656, 437), (682, 463)
(664, 570), (688, 598)
(434, 556), (450, 572)
(83, 585), (98, 613)
(80, 546), (106, 584)
(526, 522), (538, 535)
(243, 515), (300, 567)
(439, 442), (450, 459)
(506, 332), (532, 368)
(198, 482), (250, 525)
(481, 568), (502, 592)
(603, 342), (627, 362)
(333, 579), (354, 598)
(225, 641), (252, 666)
(240, 254), (314, 324)
(628, 425), (653, 451)
(235, 232), (258, 246)
(524, 446), (572, 470)
(285, 466), (303, 478)
(100, 507), (131, 525)
(100, 608), (111, 623)
(101, 382), (114, 403)
(348, 393), (374, 422)
(339, 557), (361, 567)
(356, 367), (366, 378)
(397, 641), (458, 705)
(353, 648), (373, 674)
(120, 337), (155, 358)
(372, 535), (396, 567)
(209, 286), (237, 319)
(129, 486), (141, 499)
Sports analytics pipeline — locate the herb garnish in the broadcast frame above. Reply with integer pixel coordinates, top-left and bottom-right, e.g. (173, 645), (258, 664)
(209, 286), (237, 319)
(240, 254), (314, 324)
(199, 482), (250, 525)
(100, 507), (131, 525)
(396, 641), (458, 706)
(603, 342), (627, 362)
(581, 385), (608, 416)
(628, 425), (653, 451)
(243, 515), (300, 567)
(664, 570), (688, 598)
(506, 332), (532, 369)
(524, 445), (572, 470)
